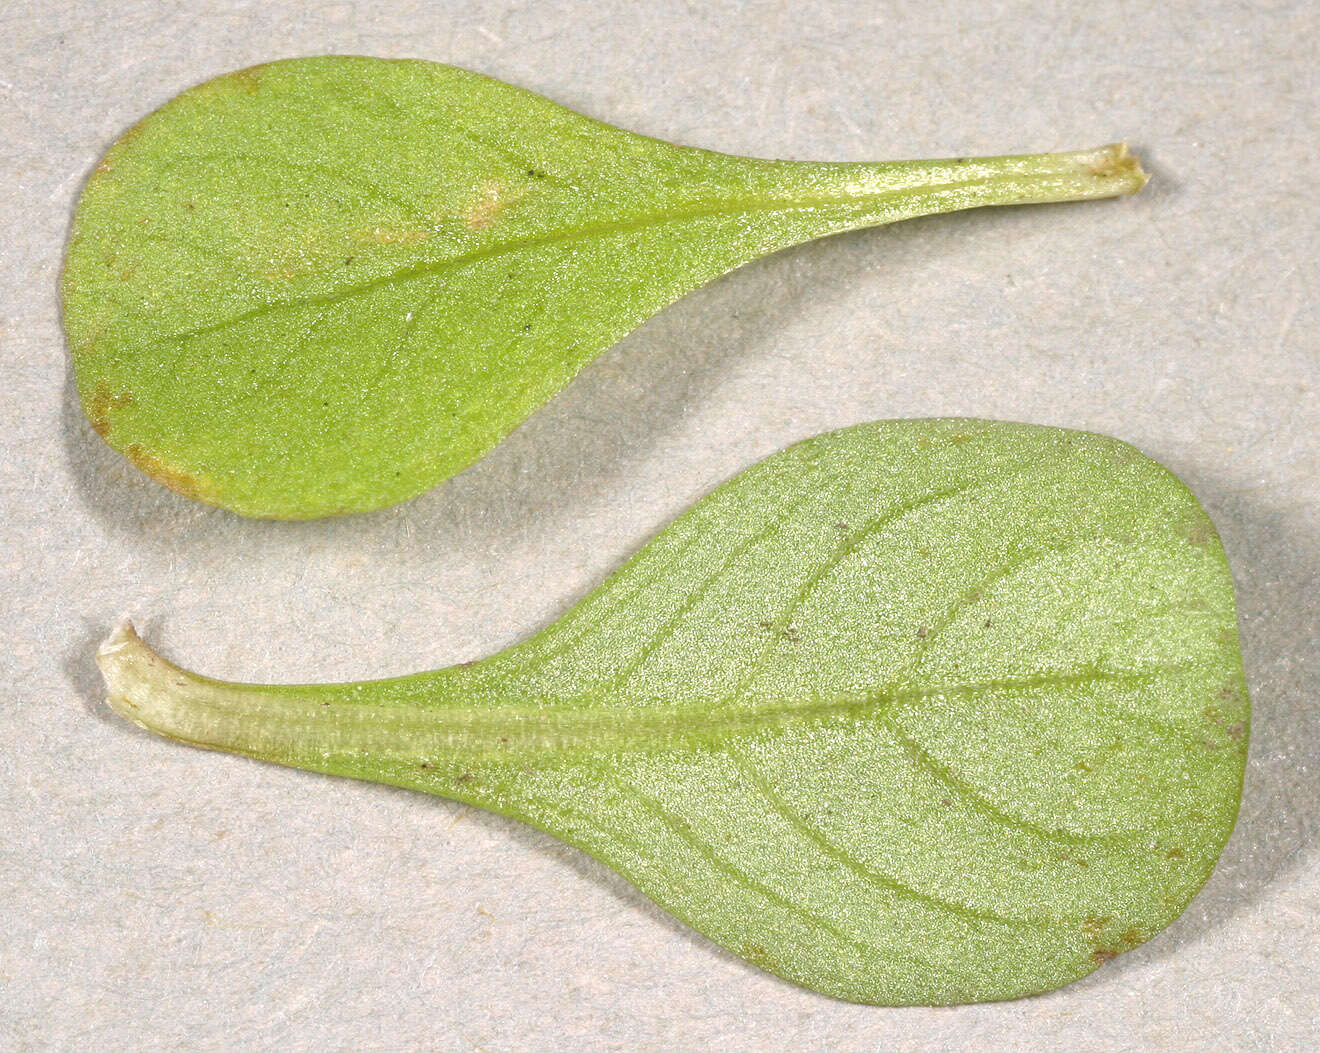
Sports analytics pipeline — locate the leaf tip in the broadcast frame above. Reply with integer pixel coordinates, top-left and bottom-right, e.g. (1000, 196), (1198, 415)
(1092, 141), (1149, 194)
(96, 619), (162, 729)
(98, 618), (141, 658)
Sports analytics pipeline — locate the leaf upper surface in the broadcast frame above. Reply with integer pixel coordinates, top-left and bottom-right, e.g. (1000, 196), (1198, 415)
(64, 57), (1146, 516)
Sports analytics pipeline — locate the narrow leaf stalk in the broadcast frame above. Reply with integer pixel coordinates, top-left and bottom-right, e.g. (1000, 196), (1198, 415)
(837, 143), (1148, 206)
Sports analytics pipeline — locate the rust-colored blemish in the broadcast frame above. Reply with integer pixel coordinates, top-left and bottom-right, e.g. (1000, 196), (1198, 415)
(86, 381), (135, 438)
(122, 442), (211, 502)
(1081, 916), (1111, 937)
(228, 64), (267, 93)
(1091, 948), (1120, 965)
(1166, 847), (1186, 860)
(455, 773), (474, 785)
(1184, 516), (1215, 547)
(742, 942), (770, 966)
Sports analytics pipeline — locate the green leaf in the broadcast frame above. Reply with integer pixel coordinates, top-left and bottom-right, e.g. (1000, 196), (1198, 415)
(64, 56), (1147, 518)
(98, 419), (1247, 1004)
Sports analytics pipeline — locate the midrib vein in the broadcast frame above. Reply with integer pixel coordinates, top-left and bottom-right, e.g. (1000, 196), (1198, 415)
(147, 170), (1086, 348)
(123, 664), (1192, 761)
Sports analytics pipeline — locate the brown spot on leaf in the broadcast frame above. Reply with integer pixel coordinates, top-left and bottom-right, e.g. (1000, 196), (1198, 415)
(1186, 522), (1213, 547)
(1081, 916), (1111, 937)
(916, 625), (929, 638)
(455, 773), (474, 784)
(86, 382), (135, 437)
(119, 121), (146, 147)
(1166, 847), (1185, 860)
(1092, 948), (1120, 965)
(122, 443), (212, 503)
(228, 64), (267, 93)
(742, 942), (770, 966)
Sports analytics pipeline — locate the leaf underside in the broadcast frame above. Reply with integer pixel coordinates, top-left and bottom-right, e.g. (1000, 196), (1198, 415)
(100, 420), (1248, 1004)
(64, 56), (1145, 518)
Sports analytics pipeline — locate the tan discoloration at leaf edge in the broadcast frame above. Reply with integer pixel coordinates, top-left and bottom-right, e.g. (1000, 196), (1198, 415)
(85, 381), (135, 438)
(122, 442), (215, 503)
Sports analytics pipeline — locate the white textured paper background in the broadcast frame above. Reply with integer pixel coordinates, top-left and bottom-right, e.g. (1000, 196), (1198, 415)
(2, 1), (1316, 1049)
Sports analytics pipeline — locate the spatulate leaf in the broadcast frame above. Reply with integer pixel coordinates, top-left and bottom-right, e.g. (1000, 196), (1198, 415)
(98, 419), (1247, 1004)
(64, 56), (1146, 517)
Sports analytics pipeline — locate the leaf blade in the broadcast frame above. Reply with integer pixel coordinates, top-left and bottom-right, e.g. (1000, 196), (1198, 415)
(65, 56), (1146, 517)
(97, 419), (1247, 1003)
